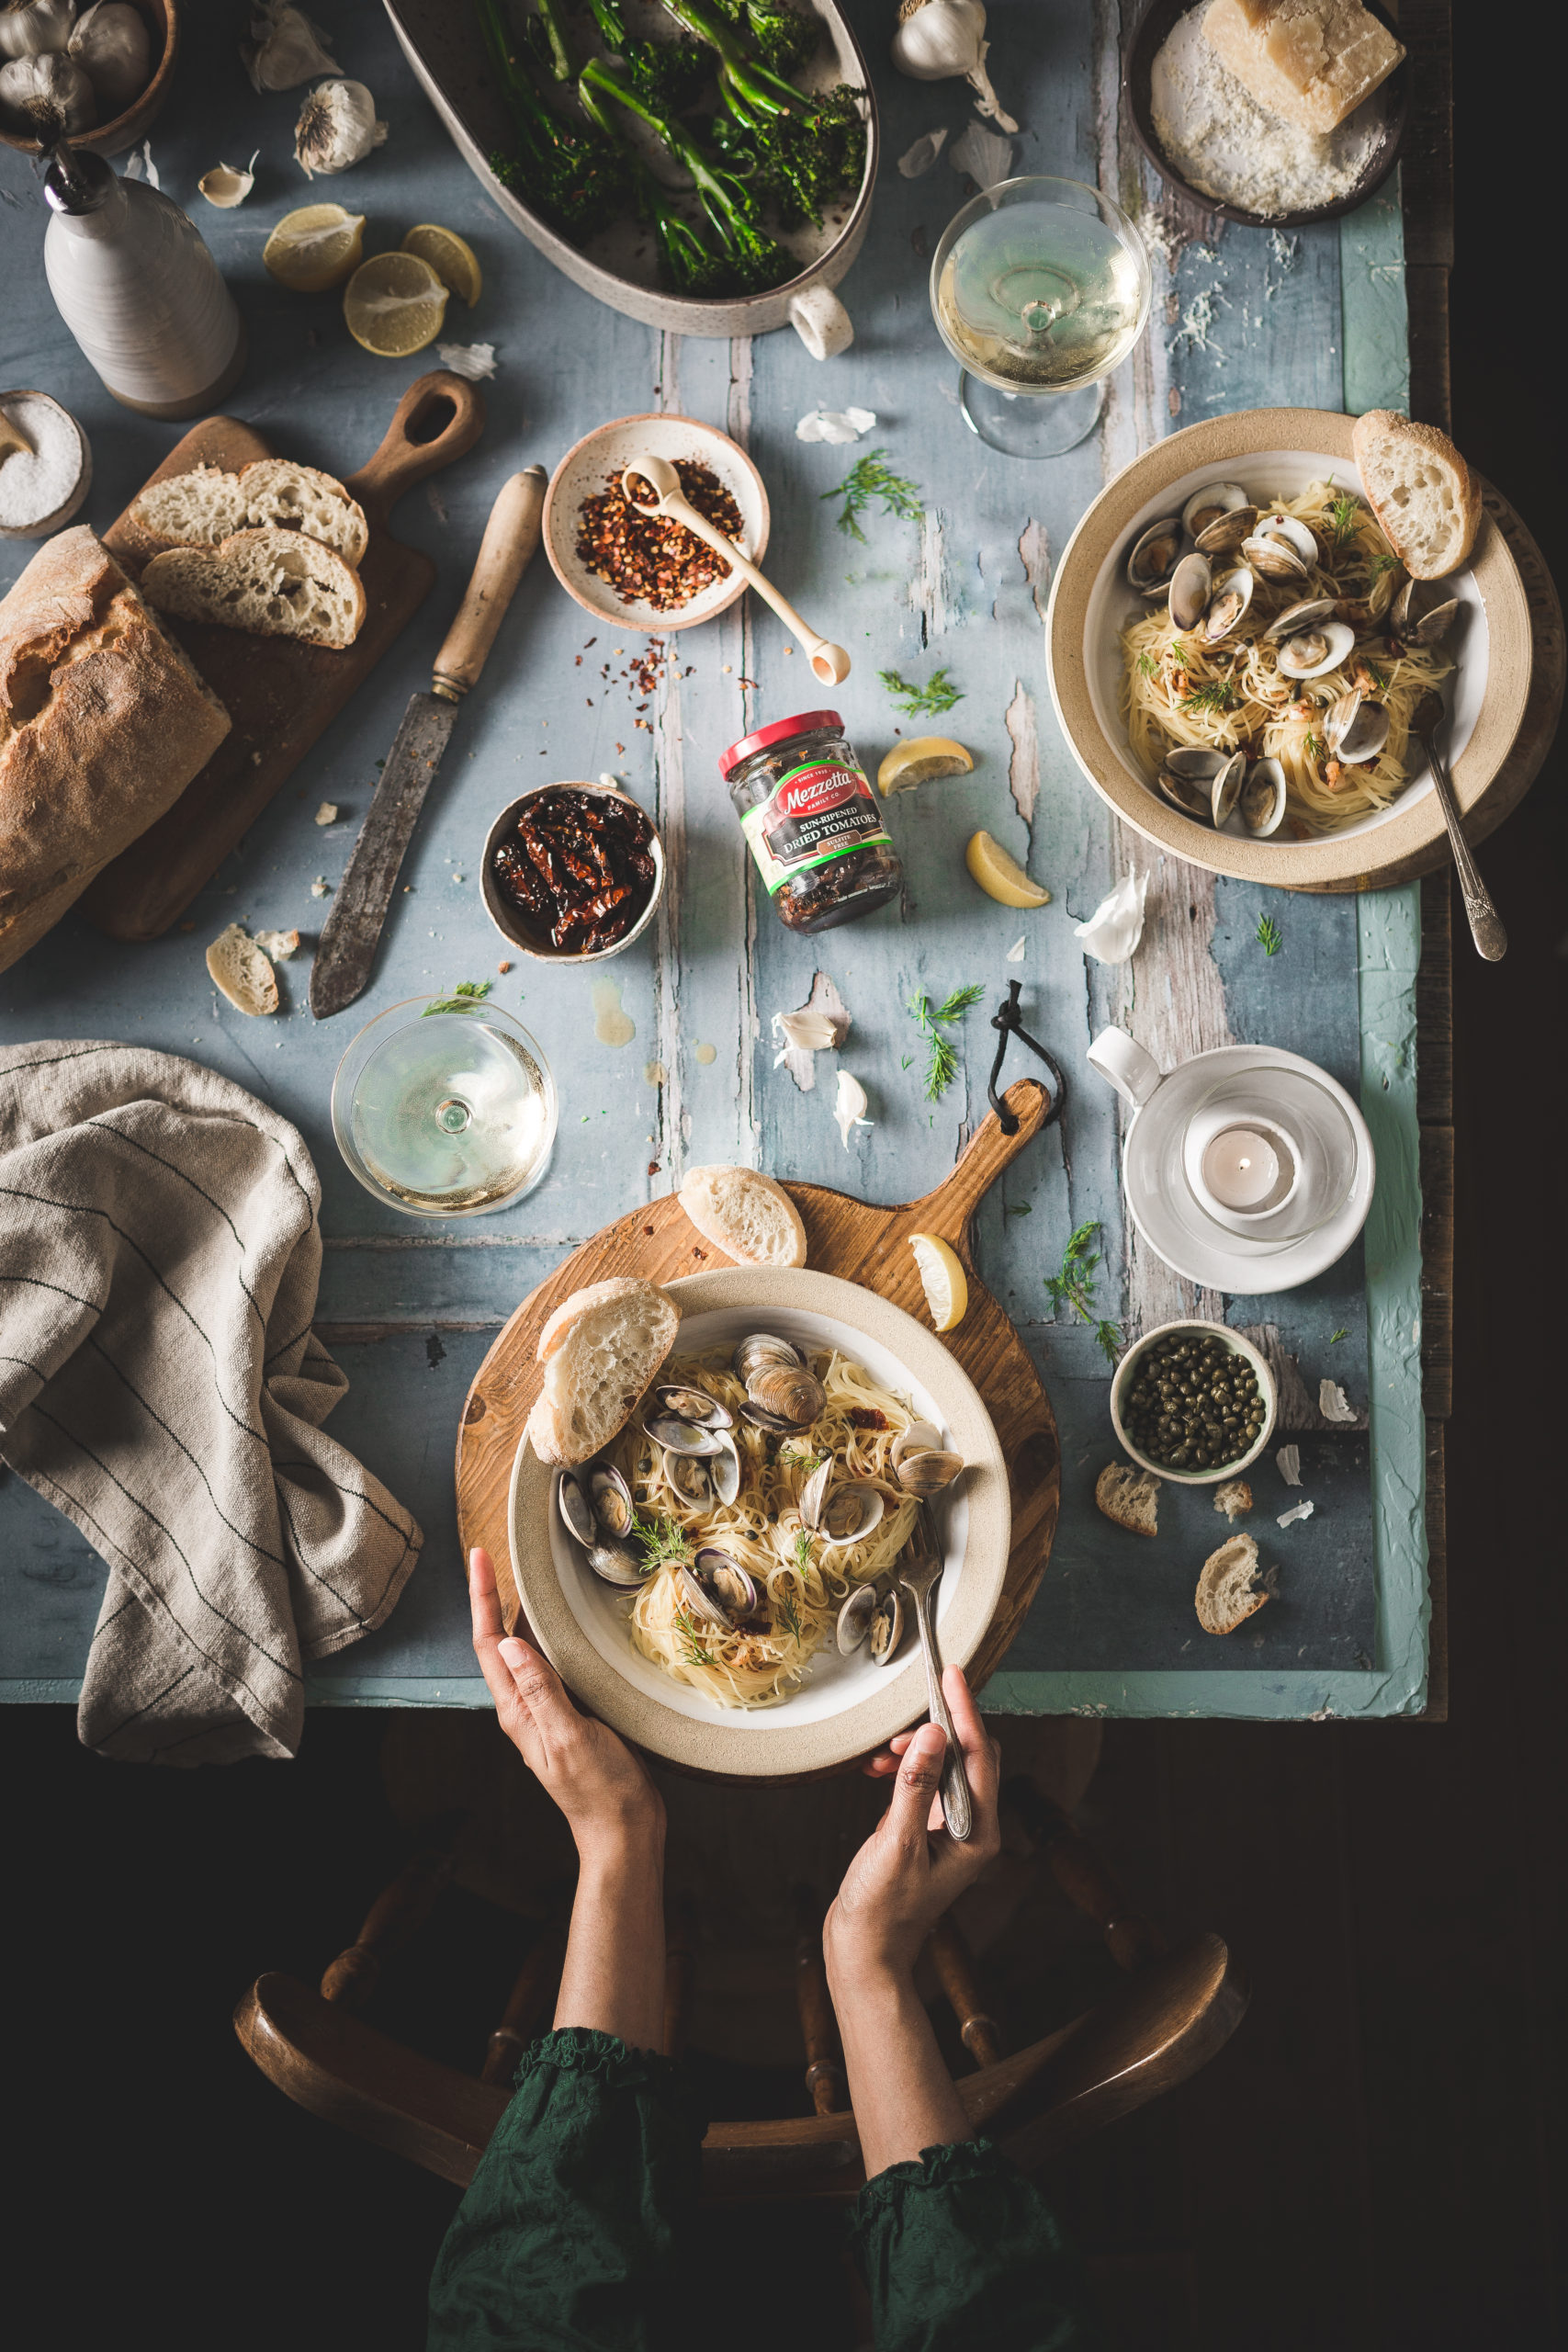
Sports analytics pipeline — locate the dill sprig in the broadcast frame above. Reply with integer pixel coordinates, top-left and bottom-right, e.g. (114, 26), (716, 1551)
(1180, 676), (1235, 716)
(1303, 730), (1324, 762)
(1256, 912), (1282, 956)
(423, 978), (492, 1015)
(879, 664), (964, 718)
(1045, 1220), (1101, 1320)
(632, 1512), (693, 1573)
(672, 1607), (716, 1668)
(908, 983), (984, 1101)
(1096, 1318), (1123, 1366)
(1370, 549), (1401, 579)
(1136, 650), (1158, 679)
(822, 448), (924, 541)
(1329, 1327), (1348, 1344)
(1329, 491), (1360, 547)
(775, 1581), (803, 1643)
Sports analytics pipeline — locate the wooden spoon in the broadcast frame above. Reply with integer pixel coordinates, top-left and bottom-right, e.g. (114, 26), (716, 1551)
(620, 451), (851, 686)
(0, 408), (35, 466)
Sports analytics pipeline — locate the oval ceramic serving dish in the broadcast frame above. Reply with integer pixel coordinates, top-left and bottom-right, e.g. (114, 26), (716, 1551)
(1122, 0), (1407, 230)
(382, 0), (878, 356)
(1045, 407), (1535, 893)
(506, 1267), (1011, 1777)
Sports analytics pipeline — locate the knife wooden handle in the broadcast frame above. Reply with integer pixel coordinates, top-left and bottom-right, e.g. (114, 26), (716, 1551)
(432, 467), (547, 700)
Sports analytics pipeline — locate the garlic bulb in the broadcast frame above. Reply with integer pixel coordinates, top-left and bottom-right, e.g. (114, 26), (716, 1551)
(891, 0), (1018, 134)
(243, 1), (339, 94)
(294, 77), (386, 176)
(0, 0), (76, 62)
(199, 150), (260, 208)
(0, 48), (95, 135)
(68, 1), (148, 118)
(1072, 871), (1149, 964)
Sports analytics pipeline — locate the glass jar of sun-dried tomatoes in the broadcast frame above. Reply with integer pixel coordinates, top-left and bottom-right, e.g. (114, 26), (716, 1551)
(719, 710), (902, 934)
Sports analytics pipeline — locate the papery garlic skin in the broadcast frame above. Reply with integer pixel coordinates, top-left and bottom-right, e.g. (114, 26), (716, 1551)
(68, 0), (147, 116)
(0, 48), (95, 134)
(897, 127), (948, 178)
(890, 0), (1019, 135)
(243, 2), (339, 94)
(0, 0), (77, 63)
(294, 77), (385, 178)
(949, 120), (1013, 193)
(1072, 871), (1149, 964)
(435, 340), (497, 381)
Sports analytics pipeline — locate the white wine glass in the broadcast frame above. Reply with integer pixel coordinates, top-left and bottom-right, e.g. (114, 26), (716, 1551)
(331, 993), (558, 1218)
(930, 175), (1152, 459)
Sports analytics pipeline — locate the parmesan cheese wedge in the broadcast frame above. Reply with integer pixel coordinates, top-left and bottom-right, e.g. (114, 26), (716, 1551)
(1201, 0), (1404, 135)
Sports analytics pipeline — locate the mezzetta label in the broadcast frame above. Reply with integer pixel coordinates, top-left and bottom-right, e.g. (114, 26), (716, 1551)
(739, 758), (892, 895)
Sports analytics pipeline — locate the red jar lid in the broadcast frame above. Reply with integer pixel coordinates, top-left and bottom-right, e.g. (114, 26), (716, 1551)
(717, 709), (844, 780)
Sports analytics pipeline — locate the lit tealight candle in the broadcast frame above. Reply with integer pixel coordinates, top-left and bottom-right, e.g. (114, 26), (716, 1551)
(1201, 1126), (1282, 1212)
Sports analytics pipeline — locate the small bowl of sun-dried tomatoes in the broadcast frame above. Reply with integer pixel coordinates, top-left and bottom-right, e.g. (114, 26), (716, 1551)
(482, 780), (665, 964)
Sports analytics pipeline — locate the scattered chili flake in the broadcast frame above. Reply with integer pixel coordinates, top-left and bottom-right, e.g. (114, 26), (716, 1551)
(575, 459), (743, 612)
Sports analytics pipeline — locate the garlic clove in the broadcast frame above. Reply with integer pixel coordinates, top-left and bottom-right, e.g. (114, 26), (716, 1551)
(1072, 872), (1149, 964)
(435, 340), (498, 381)
(890, 0), (1019, 135)
(897, 127), (948, 178)
(242, 2), (340, 95)
(68, 1), (151, 119)
(834, 1069), (872, 1148)
(0, 0), (77, 63)
(294, 77), (388, 179)
(198, 151), (260, 209)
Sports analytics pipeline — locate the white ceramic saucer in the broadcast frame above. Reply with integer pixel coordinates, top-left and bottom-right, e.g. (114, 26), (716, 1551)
(1122, 1046), (1375, 1294)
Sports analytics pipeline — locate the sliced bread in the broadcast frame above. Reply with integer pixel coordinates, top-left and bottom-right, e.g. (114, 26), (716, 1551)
(529, 1277), (679, 1466)
(126, 459), (369, 567)
(1195, 1532), (1272, 1634)
(206, 922), (278, 1015)
(141, 527), (367, 650)
(1351, 410), (1480, 580)
(1096, 1462), (1160, 1536)
(678, 1164), (807, 1269)
(1213, 1478), (1253, 1521)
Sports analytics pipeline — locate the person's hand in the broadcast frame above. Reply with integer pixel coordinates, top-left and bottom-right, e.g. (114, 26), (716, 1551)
(469, 1547), (663, 1863)
(824, 1664), (1000, 1982)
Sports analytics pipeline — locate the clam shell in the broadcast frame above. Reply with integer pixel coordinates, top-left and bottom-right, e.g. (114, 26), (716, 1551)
(1201, 568), (1254, 643)
(1242, 531), (1310, 586)
(748, 1362), (826, 1430)
(1325, 689), (1391, 764)
(644, 1414), (725, 1457)
(1165, 745), (1228, 780)
(1211, 751), (1247, 827)
(1182, 482), (1249, 540)
(894, 1450), (964, 1498)
(891, 1420), (943, 1465)
(798, 1457), (833, 1531)
(819, 1482), (885, 1547)
(1126, 515), (1183, 595)
(709, 1431), (741, 1507)
(588, 1464), (634, 1538)
(868, 1589), (905, 1664)
(1263, 596), (1337, 644)
(739, 1400), (795, 1434)
(557, 1472), (596, 1549)
(667, 1452), (713, 1507)
(1255, 511), (1319, 563)
(1157, 765), (1213, 820)
(652, 1384), (732, 1430)
(682, 1550), (758, 1628)
(837, 1584), (878, 1655)
(588, 1540), (649, 1589)
(1240, 757), (1287, 836)
(1401, 596), (1460, 647)
(1193, 503), (1260, 557)
(1276, 618), (1355, 679)
(732, 1332), (804, 1385)
(1168, 550), (1212, 633)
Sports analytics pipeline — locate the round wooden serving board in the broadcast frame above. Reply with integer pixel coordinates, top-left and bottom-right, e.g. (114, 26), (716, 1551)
(456, 1080), (1061, 1780)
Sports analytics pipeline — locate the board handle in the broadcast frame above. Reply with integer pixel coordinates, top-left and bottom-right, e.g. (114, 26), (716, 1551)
(343, 370), (486, 517)
(906, 1080), (1053, 1249)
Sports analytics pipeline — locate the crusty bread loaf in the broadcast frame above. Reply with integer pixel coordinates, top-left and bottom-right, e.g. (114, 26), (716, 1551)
(141, 526), (367, 649)
(1201, 0), (1404, 135)
(0, 527), (231, 974)
(206, 922), (279, 1016)
(124, 459), (369, 568)
(678, 1164), (807, 1269)
(1351, 409), (1481, 580)
(1195, 1532), (1271, 1634)
(528, 1277), (679, 1467)
(1213, 1478), (1253, 1521)
(1096, 1463), (1160, 1536)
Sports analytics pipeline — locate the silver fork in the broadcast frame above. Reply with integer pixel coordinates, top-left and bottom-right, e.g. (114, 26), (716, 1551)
(897, 1507), (974, 1842)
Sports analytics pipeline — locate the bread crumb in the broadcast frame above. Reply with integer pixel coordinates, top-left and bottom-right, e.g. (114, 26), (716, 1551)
(1213, 1479), (1253, 1521)
(310, 876), (331, 898)
(498, 959), (513, 974)
(315, 802), (338, 825)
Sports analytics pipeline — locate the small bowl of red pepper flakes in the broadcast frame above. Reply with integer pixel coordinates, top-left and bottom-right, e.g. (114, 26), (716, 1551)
(482, 780), (665, 964)
(544, 413), (769, 630)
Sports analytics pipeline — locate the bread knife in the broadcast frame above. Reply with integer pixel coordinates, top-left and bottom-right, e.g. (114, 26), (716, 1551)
(310, 465), (546, 1020)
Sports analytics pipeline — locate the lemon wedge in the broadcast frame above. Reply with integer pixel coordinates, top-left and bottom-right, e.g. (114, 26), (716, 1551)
(909, 1233), (968, 1333)
(263, 203), (366, 293)
(344, 252), (449, 356)
(876, 735), (975, 796)
(965, 831), (1051, 909)
(400, 223), (483, 307)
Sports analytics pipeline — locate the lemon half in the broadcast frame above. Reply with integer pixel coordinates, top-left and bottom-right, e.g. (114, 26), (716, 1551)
(400, 224), (483, 307)
(876, 736), (975, 796)
(908, 1233), (968, 1334)
(344, 252), (450, 356)
(965, 830), (1051, 909)
(263, 203), (366, 293)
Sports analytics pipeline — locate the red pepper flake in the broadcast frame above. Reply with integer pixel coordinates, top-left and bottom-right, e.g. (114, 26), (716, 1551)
(574, 458), (743, 613)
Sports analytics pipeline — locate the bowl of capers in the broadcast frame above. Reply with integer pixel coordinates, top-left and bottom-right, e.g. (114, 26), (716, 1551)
(1111, 1320), (1277, 1486)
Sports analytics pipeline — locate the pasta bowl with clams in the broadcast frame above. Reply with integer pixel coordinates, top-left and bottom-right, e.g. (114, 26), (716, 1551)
(1046, 408), (1531, 891)
(507, 1266), (1010, 1778)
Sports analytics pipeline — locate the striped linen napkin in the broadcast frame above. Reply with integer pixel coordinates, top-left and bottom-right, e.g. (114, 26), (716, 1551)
(0, 1041), (423, 1763)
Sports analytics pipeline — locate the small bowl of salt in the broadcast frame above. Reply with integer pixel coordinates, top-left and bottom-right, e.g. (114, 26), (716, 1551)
(0, 390), (93, 540)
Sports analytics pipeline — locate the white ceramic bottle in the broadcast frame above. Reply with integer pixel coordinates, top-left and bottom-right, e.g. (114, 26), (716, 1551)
(41, 142), (245, 420)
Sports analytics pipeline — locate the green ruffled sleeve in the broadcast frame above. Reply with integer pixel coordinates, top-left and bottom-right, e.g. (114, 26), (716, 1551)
(427, 2027), (708, 2352)
(847, 2138), (1083, 2352)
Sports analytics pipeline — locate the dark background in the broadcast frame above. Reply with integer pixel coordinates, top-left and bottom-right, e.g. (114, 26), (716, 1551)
(4, 13), (1563, 2348)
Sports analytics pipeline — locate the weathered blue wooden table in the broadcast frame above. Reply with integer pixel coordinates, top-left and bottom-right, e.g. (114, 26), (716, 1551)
(0, 1), (1433, 1721)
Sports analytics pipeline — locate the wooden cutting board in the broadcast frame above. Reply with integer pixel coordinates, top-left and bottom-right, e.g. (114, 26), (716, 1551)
(79, 369), (485, 941)
(456, 1080), (1063, 1777)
